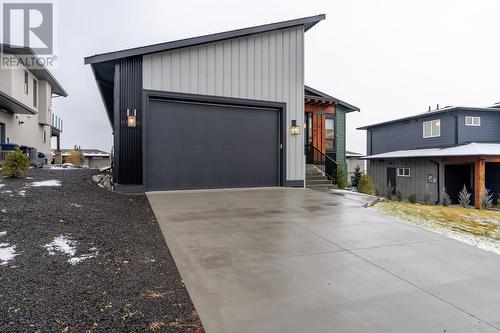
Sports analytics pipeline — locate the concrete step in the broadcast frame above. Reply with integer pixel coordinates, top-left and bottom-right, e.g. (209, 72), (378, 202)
(306, 175), (329, 181)
(306, 173), (324, 178)
(306, 179), (334, 185)
(306, 183), (339, 190)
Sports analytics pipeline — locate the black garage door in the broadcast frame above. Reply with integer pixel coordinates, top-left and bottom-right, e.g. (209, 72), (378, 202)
(146, 99), (282, 191)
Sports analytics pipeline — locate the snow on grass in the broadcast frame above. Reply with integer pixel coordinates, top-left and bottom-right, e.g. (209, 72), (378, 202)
(44, 235), (98, 265)
(0, 231), (6, 237)
(18, 190), (26, 197)
(70, 203), (82, 208)
(373, 201), (500, 255)
(30, 180), (61, 187)
(0, 184), (5, 188)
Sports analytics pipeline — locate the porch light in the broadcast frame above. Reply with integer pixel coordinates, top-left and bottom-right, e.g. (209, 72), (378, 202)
(290, 120), (300, 135)
(127, 109), (137, 128)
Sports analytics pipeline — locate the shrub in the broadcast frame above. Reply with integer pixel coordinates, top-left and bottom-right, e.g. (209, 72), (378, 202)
(336, 167), (346, 190)
(385, 181), (394, 200)
(351, 165), (362, 189)
(408, 194), (417, 204)
(395, 184), (402, 202)
(458, 185), (471, 208)
(422, 183), (432, 205)
(441, 187), (451, 207)
(481, 188), (494, 209)
(3, 148), (29, 178)
(357, 174), (376, 195)
(66, 149), (84, 166)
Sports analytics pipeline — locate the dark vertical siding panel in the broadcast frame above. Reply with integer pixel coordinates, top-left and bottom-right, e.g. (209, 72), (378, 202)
(118, 56), (143, 185)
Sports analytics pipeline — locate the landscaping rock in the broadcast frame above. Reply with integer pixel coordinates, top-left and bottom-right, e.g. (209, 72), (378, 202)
(0, 168), (202, 332)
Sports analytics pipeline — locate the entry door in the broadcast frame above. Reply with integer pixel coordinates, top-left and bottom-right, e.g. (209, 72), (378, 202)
(312, 112), (326, 153)
(387, 167), (396, 193)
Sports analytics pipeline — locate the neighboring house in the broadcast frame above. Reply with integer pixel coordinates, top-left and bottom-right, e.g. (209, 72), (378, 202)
(0, 45), (67, 163)
(85, 15), (359, 192)
(53, 149), (111, 169)
(346, 151), (365, 181)
(358, 105), (500, 208)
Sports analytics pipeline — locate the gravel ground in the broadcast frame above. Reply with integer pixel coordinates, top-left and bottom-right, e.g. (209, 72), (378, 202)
(0, 168), (203, 333)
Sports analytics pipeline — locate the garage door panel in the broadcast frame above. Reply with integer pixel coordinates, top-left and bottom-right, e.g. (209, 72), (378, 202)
(147, 100), (280, 190)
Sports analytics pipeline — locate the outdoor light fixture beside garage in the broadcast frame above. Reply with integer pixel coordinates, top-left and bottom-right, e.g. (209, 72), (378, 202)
(290, 120), (300, 135)
(127, 109), (137, 128)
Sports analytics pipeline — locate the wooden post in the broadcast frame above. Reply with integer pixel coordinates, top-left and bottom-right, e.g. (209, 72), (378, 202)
(474, 158), (485, 209)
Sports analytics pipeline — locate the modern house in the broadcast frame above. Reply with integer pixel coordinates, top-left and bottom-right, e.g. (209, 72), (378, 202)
(346, 151), (365, 182)
(358, 105), (500, 208)
(85, 15), (359, 192)
(53, 149), (111, 169)
(0, 45), (67, 163)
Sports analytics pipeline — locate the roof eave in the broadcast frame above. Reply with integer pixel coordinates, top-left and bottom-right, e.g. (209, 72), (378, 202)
(1, 44), (68, 97)
(84, 14), (326, 65)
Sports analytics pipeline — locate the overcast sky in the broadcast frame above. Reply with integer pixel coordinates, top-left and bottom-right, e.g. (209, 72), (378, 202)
(51, 0), (500, 154)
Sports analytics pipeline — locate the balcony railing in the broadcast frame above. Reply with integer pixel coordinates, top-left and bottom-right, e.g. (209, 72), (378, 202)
(51, 113), (63, 132)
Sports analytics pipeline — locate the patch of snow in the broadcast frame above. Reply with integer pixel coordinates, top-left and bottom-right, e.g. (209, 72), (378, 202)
(1, 209), (6, 213)
(18, 190), (26, 197)
(31, 180), (61, 187)
(0, 184), (5, 188)
(0, 231), (6, 237)
(26, 177), (34, 180)
(44, 235), (98, 265)
(0, 242), (17, 266)
(1, 190), (12, 193)
(70, 203), (82, 208)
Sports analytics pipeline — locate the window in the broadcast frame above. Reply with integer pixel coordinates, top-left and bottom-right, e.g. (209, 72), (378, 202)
(33, 79), (37, 107)
(465, 116), (480, 126)
(24, 71), (29, 95)
(325, 117), (334, 151)
(42, 130), (46, 143)
(423, 119), (440, 138)
(398, 168), (410, 177)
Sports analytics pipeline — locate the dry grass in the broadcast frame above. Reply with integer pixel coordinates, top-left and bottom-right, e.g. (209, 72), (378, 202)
(374, 201), (500, 240)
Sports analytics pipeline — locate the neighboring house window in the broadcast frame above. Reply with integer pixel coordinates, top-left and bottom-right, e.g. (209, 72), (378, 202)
(465, 116), (480, 126)
(43, 130), (46, 143)
(33, 79), (38, 107)
(398, 168), (410, 177)
(423, 119), (440, 138)
(325, 118), (334, 151)
(24, 71), (29, 95)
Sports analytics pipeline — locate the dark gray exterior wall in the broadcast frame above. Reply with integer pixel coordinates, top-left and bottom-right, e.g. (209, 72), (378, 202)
(367, 110), (500, 155)
(368, 158), (440, 203)
(457, 111), (500, 144)
(114, 56), (143, 185)
(368, 112), (457, 155)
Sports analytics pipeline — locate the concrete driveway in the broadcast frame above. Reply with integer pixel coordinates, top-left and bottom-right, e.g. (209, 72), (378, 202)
(147, 188), (500, 333)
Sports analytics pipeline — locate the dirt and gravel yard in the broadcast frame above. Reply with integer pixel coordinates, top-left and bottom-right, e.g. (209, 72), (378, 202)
(374, 201), (500, 255)
(0, 168), (203, 333)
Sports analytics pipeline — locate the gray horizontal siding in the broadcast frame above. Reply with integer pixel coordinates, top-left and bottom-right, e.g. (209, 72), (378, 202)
(370, 113), (457, 155)
(368, 158), (439, 203)
(143, 26), (305, 181)
(458, 111), (500, 144)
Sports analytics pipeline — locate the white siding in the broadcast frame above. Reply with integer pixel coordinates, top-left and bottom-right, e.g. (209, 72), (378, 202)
(143, 26), (305, 181)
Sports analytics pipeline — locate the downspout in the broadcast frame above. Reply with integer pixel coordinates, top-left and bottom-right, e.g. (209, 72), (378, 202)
(430, 159), (440, 204)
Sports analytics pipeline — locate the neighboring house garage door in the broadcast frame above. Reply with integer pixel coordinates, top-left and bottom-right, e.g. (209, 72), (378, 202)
(145, 98), (283, 191)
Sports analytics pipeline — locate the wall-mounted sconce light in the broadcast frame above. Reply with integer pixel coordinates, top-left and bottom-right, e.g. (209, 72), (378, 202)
(127, 108), (137, 128)
(290, 120), (300, 135)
